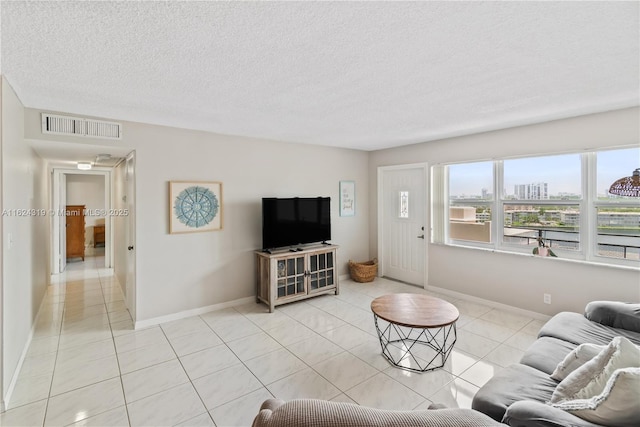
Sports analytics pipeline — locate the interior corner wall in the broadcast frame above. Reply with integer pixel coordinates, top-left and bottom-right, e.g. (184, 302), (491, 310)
(23, 109), (370, 322)
(369, 107), (640, 316)
(1, 78), (49, 401)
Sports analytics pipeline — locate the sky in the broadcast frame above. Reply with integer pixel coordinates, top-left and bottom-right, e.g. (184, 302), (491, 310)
(597, 148), (640, 196)
(449, 147), (640, 198)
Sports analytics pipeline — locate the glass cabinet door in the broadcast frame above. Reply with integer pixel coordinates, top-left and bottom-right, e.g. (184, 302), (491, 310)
(276, 255), (306, 298)
(308, 251), (335, 291)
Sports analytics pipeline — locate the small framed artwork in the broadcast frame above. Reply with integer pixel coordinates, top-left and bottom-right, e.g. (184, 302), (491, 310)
(339, 180), (355, 217)
(169, 181), (223, 234)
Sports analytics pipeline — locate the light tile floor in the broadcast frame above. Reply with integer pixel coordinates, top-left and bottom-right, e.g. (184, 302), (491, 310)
(1, 255), (544, 426)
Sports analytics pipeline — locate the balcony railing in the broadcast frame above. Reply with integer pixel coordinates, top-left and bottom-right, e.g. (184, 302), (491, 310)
(504, 227), (640, 260)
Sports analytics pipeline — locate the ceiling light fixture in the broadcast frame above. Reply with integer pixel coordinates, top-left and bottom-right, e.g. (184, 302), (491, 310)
(77, 162), (92, 170)
(609, 168), (640, 197)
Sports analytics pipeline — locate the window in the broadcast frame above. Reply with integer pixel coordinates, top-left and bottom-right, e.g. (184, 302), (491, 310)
(596, 207), (640, 260)
(399, 191), (409, 218)
(594, 148), (640, 261)
(448, 161), (493, 243)
(597, 148), (639, 201)
(503, 204), (580, 251)
(502, 153), (582, 252)
(504, 154), (581, 200)
(436, 147), (640, 266)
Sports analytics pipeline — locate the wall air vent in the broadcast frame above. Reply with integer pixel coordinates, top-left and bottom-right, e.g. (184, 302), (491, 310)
(41, 113), (122, 140)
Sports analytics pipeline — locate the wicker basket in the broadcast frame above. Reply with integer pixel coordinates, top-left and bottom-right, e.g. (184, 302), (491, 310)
(348, 258), (378, 283)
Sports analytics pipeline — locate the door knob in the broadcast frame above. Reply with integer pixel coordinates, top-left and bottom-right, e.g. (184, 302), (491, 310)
(128, 245), (134, 251)
(417, 235), (425, 239)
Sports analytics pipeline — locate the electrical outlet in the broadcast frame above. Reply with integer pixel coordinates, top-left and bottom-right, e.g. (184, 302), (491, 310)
(544, 293), (551, 304)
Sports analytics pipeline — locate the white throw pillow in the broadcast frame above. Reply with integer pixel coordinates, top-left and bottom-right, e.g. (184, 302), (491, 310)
(549, 336), (640, 403)
(551, 343), (605, 381)
(550, 367), (640, 426)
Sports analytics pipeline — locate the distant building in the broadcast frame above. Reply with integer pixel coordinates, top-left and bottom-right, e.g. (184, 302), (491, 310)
(540, 210), (562, 223)
(504, 209), (639, 228)
(560, 211), (580, 226)
(598, 212), (640, 227)
(514, 182), (549, 200)
(509, 210), (539, 224)
(476, 211), (491, 222)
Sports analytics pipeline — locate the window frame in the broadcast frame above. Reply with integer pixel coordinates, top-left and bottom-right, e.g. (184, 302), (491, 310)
(590, 149), (640, 266)
(438, 148), (640, 267)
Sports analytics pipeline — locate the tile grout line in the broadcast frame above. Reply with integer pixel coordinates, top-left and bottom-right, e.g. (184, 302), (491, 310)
(9, 264), (542, 424)
(39, 296), (63, 427)
(44, 257), (127, 426)
(160, 325), (220, 426)
(199, 308), (276, 420)
(102, 268), (133, 427)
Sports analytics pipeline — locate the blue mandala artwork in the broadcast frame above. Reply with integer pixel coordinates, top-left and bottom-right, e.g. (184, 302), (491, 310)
(174, 186), (219, 228)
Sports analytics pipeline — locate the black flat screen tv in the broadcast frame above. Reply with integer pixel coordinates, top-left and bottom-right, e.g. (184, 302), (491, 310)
(262, 197), (331, 250)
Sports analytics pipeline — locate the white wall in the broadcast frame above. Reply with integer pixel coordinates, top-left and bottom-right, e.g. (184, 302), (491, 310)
(0, 73), (4, 410)
(369, 107), (640, 315)
(24, 109), (370, 323)
(1, 78), (49, 403)
(132, 128), (369, 322)
(66, 174), (105, 248)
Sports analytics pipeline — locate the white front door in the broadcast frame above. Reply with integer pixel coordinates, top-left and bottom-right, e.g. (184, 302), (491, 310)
(379, 165), (427, 286)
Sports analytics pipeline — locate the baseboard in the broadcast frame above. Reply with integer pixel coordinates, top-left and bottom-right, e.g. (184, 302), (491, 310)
(136, 273), (354, 330)
(425, 283), (551, 321)
(134, 296), (257, 330)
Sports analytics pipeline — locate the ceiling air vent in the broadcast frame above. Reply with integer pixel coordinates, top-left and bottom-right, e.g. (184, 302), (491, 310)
(41, 113), (122, 140)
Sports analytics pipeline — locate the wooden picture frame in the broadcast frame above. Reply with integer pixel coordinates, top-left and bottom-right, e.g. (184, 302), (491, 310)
(169, 181), (223, 233)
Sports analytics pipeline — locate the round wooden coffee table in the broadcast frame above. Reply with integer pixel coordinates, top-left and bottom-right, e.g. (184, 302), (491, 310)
(371, 293), (459, 373)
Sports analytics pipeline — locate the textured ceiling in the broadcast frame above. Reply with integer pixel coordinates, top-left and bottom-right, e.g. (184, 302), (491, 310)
(1, 1), (639, 151)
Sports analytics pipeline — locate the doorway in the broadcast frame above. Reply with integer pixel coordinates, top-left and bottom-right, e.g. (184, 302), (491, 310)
(51, 169), (111, 274)
(378, 164), (428, 287)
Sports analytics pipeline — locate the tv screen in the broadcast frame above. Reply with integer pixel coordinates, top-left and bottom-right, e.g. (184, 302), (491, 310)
(262, 197), (331, 250)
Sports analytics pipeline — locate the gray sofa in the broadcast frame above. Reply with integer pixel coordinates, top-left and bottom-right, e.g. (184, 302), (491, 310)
(252, 398), (502, 427)
(471, 301), (640, 427)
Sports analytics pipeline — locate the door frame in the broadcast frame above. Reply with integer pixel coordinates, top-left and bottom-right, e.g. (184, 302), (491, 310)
(51, 168), (112, 273)
(51, 171), (67, 272)
(377, 163), (429, 288)
(124, 151), (136, 322)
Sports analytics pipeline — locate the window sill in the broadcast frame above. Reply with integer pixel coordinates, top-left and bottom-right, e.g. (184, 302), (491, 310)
(431, 242), (640, 271)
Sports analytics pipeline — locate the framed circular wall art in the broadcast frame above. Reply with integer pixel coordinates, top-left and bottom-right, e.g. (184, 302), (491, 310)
(169, 181), (223, 233)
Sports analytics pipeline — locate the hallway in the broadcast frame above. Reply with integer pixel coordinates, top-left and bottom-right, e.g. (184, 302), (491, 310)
(1, 255), (134, 426)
